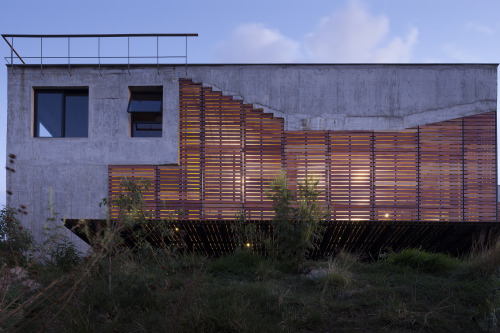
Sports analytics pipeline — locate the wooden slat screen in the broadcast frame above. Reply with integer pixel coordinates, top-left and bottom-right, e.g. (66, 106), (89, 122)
(157, 165), (181, 218)
(464, 113), (497, 221)
(243, 105), (283, 219)
(179, 80), (203, 219)
(419, 118), (463, 221)
(108, 165), (157, 219)
(329, 132), (372, 221)
(285, 131), (329, 212)
(108, 79), (497, 222)
(203, 89), (243, 219)
(374, 130), (419, 221)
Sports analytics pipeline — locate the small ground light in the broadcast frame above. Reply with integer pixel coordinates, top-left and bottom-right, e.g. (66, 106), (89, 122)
(175, 227), (179, 231)
(246, 243), (251, 248)
(385, 213), (389, 218)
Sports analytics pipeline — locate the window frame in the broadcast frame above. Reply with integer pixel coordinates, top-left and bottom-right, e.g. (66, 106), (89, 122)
(34, 88), (89, 138)
(127, 87), (163, 138)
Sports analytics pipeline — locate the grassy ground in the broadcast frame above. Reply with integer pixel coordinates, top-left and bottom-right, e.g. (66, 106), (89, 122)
(2, 243), (499, 332)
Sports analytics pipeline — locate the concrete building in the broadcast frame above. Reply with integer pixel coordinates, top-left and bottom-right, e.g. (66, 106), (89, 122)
(6, 60), (498, 250)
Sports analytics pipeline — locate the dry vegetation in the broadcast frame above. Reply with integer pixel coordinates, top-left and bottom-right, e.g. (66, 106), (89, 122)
(1, 172), (499, 332)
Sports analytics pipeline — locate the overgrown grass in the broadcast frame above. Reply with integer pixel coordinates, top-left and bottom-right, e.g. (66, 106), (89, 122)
(2, 175), (499, 332)
(2, 243), (499, 332)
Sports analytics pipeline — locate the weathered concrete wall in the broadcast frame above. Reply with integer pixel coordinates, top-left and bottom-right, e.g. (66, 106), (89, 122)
(6, 64), (497, 251)
(187, 64), (497, 131)
(7, 66), (181, 251)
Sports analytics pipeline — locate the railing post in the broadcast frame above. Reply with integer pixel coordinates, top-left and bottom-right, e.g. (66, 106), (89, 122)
(98, 37), (101, 76)
(10, 37), (14, 75)
(417, 126), (420, 221)
(462, 118), (465, 222)
(371, 132), (375, 220)
(68, 37), (71, 76)
(496, 111), (499, 223)
(40, 37), (43, 75)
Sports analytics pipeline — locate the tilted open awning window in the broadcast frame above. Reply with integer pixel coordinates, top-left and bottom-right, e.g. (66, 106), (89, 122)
(127, 93), (162, 113)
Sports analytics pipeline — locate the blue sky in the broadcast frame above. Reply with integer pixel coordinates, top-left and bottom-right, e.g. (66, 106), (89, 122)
(1, 0), (500, 207)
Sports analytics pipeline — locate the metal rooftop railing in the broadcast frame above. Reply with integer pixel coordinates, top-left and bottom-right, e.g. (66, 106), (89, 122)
(2, 33), (198, 74)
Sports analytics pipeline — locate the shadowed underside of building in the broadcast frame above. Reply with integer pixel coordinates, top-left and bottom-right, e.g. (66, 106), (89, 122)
(65, 219), (500, 257)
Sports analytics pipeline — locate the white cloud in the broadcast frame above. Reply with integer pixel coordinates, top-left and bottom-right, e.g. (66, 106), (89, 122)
(214, 0), (418, 63)
(214, 23), (300, 63)
(304, 0), (418, 62)
(466, 22), (494, 36)
(371, 28), (419, 62)
(304, 1), (390, 62)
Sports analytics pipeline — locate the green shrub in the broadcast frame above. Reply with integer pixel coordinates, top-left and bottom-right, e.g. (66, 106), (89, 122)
(267, 172), (325, 271)
(0, 206), (35, 267)
(384, 248), (460, 274)
(46, 238), (81, 272)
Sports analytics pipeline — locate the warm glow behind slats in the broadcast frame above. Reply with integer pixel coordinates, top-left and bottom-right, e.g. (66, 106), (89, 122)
(108, 79), (497, 222)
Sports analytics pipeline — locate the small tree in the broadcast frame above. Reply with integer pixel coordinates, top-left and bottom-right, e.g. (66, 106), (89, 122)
(267, 172), (324, 271)
(98, 177), (153, 293)
(100, 177), (152, 222)
(98, 177), (155, 251)
(296, 176), (324, 259)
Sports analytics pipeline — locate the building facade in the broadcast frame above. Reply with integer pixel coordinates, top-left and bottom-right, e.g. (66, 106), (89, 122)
(6, 64), (498, 248)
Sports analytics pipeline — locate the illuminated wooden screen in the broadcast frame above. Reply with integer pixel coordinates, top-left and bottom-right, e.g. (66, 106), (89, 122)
(108, 165), (158, 217)
(109, 79), (497, 222)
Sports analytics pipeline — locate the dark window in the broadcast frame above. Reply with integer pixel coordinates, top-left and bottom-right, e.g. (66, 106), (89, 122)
(35, 90), (89, 137)
(128, 89), (162, 137)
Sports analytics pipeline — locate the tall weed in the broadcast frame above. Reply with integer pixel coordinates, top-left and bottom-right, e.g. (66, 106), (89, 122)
(460, 231), (500, 279)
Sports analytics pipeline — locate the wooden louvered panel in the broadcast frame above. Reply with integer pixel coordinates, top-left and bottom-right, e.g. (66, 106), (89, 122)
(329, 132), (372, 221)
(157, 165), (181, 218)
(179, 79), (203, 219)
(285, 131), (328, 213)
(108, 165), (157, 219)
(243, 106), (283, 219)
(419, 118), (463, 221)
(373, 129), (418, 221)
(202, 89), (243, 219)
(464, 112), (497, 221)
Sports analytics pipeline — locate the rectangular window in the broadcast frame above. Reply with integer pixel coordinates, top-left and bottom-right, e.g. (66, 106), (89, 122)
(128, 87), (162, 137)
(35, 89), (89, 137)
